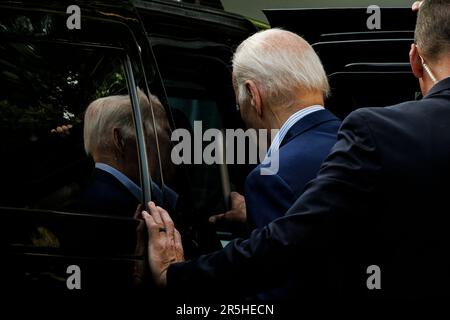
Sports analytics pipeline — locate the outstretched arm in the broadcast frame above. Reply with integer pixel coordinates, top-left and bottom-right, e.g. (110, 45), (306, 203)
(144, 109), (381, 296)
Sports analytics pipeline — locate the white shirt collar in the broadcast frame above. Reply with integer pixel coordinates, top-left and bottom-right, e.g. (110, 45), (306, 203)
(266, 105), (325, 159)
(95, 163), (179, 211)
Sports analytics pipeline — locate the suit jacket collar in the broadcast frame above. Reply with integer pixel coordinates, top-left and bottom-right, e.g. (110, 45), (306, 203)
(424, 76), (450, 99)
(280, 109), (340, 148)
(92, 167), (139, 201)
(92, 167), (178, 211)
(95, 163), (141, 201)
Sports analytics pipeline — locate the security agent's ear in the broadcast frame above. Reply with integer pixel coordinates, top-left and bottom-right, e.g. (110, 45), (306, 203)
(244, 80), (263, 117)
(113, 127), (126, 154)
(412, 1), (423, 12)
(410, 43), (424, 79)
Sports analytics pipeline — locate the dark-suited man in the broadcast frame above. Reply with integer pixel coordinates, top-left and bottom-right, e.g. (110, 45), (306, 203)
(143, 0), (450, 299)
(209, 29), (341, 230)
(76, 92), (177, 216)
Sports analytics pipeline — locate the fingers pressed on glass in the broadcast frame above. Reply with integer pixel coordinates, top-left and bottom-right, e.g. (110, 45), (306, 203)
(148, 201), (163, 225)
(142, 210), (159, 234)
(159, 207), (175, 239)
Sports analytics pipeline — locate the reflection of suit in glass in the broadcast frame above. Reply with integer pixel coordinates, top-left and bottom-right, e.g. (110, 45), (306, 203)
(75, 163), (177, 216)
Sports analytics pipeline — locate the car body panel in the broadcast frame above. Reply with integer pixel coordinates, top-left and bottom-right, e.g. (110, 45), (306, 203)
(264, 7), (416, 44)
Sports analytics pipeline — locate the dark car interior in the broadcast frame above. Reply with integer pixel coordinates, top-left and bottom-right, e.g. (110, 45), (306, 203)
(136, 0), (261, 242)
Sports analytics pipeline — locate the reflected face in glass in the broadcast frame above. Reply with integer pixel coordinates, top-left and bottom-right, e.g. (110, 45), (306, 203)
(112, 127), (140, 186)
(143, 94), (175, 187)
(0, 40), (132, 212)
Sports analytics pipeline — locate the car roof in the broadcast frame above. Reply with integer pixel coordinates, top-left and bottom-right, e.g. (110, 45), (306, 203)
(0, 0), (134, 15)
(0, 0), (146, 48)
(134, 0), (261, 45)
(264, 7), (416, 44)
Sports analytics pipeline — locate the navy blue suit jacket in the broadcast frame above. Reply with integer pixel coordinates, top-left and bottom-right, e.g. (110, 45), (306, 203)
(75, 168), (139, 217)
(245, 109), (341, 229)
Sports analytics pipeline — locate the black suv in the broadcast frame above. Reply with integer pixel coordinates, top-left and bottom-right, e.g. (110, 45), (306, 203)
(0, 0), (419, 295)
(0, 0), (260, 294)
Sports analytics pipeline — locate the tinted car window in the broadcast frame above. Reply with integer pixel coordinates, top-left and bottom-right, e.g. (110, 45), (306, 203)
(0, 3), (170, 293)
(0, 41), (145, 217)
(168, 96), (226, 215)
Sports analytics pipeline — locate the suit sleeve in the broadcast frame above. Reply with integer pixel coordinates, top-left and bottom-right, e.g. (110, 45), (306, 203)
(167, 109), (382, 297)
(245, 171), (296, 229)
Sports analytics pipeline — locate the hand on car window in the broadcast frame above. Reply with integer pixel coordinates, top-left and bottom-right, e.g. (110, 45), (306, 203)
(209, 192), (247, 225)
(142, 201), (184, 287)
(412, 1), (424, 11)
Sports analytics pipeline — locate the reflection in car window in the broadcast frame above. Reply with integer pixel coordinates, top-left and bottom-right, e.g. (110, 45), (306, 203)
(0, 41), (146, 217)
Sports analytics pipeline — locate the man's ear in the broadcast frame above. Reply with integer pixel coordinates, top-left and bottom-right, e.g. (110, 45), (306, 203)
(410, 43), (424, 79)
(113, 127), (125, 154)
(244, 80), (263, 117)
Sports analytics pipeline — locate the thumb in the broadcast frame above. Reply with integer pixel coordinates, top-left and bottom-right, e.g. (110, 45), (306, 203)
(230, 191), (243, 204)
(209, 213), (225, 224)
(412, 1), (423, 11)
(230, 191), (240, 199)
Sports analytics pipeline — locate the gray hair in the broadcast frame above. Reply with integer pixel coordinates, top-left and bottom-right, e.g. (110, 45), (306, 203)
(232, 28), (330, 107)
(83, 91), (153, 157)
(415, 0), (450, 61)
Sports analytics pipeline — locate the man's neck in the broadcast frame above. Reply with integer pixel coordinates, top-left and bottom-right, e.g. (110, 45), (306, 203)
(433, 58), (450, 82)
(424, 59), (450, 94)
(94, 156), (118, 171)
(274, 100), (324, 129)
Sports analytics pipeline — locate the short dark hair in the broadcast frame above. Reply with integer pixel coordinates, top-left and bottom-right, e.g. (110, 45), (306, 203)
(415, 0), (450, 61)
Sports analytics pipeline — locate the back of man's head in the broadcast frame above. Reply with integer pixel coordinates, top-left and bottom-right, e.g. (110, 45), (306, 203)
(232, 28), (329, 108)
(84, 90), (152, 157)
(415, 0), (450, 62)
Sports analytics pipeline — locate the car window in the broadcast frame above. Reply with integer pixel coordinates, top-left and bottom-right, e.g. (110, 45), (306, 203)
(150, 46), (253, 224)
(0, 4), (169, 292)
(168, 95), (227, 215)
(0, 41), (153, 218)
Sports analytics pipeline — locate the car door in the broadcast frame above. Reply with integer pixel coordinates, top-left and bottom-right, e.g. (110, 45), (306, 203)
(0, 0), (164, 293)
(135, 0), (265, 248)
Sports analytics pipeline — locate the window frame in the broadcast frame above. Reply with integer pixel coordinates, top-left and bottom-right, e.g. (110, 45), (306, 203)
(0, 2), (168, 292)
(0, 36), (160, 211)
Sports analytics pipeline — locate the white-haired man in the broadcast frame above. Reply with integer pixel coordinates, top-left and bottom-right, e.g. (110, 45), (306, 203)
(209, 28), (341, 231)
(143, 0), (450, 300)
(76, 92), (177, 216)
